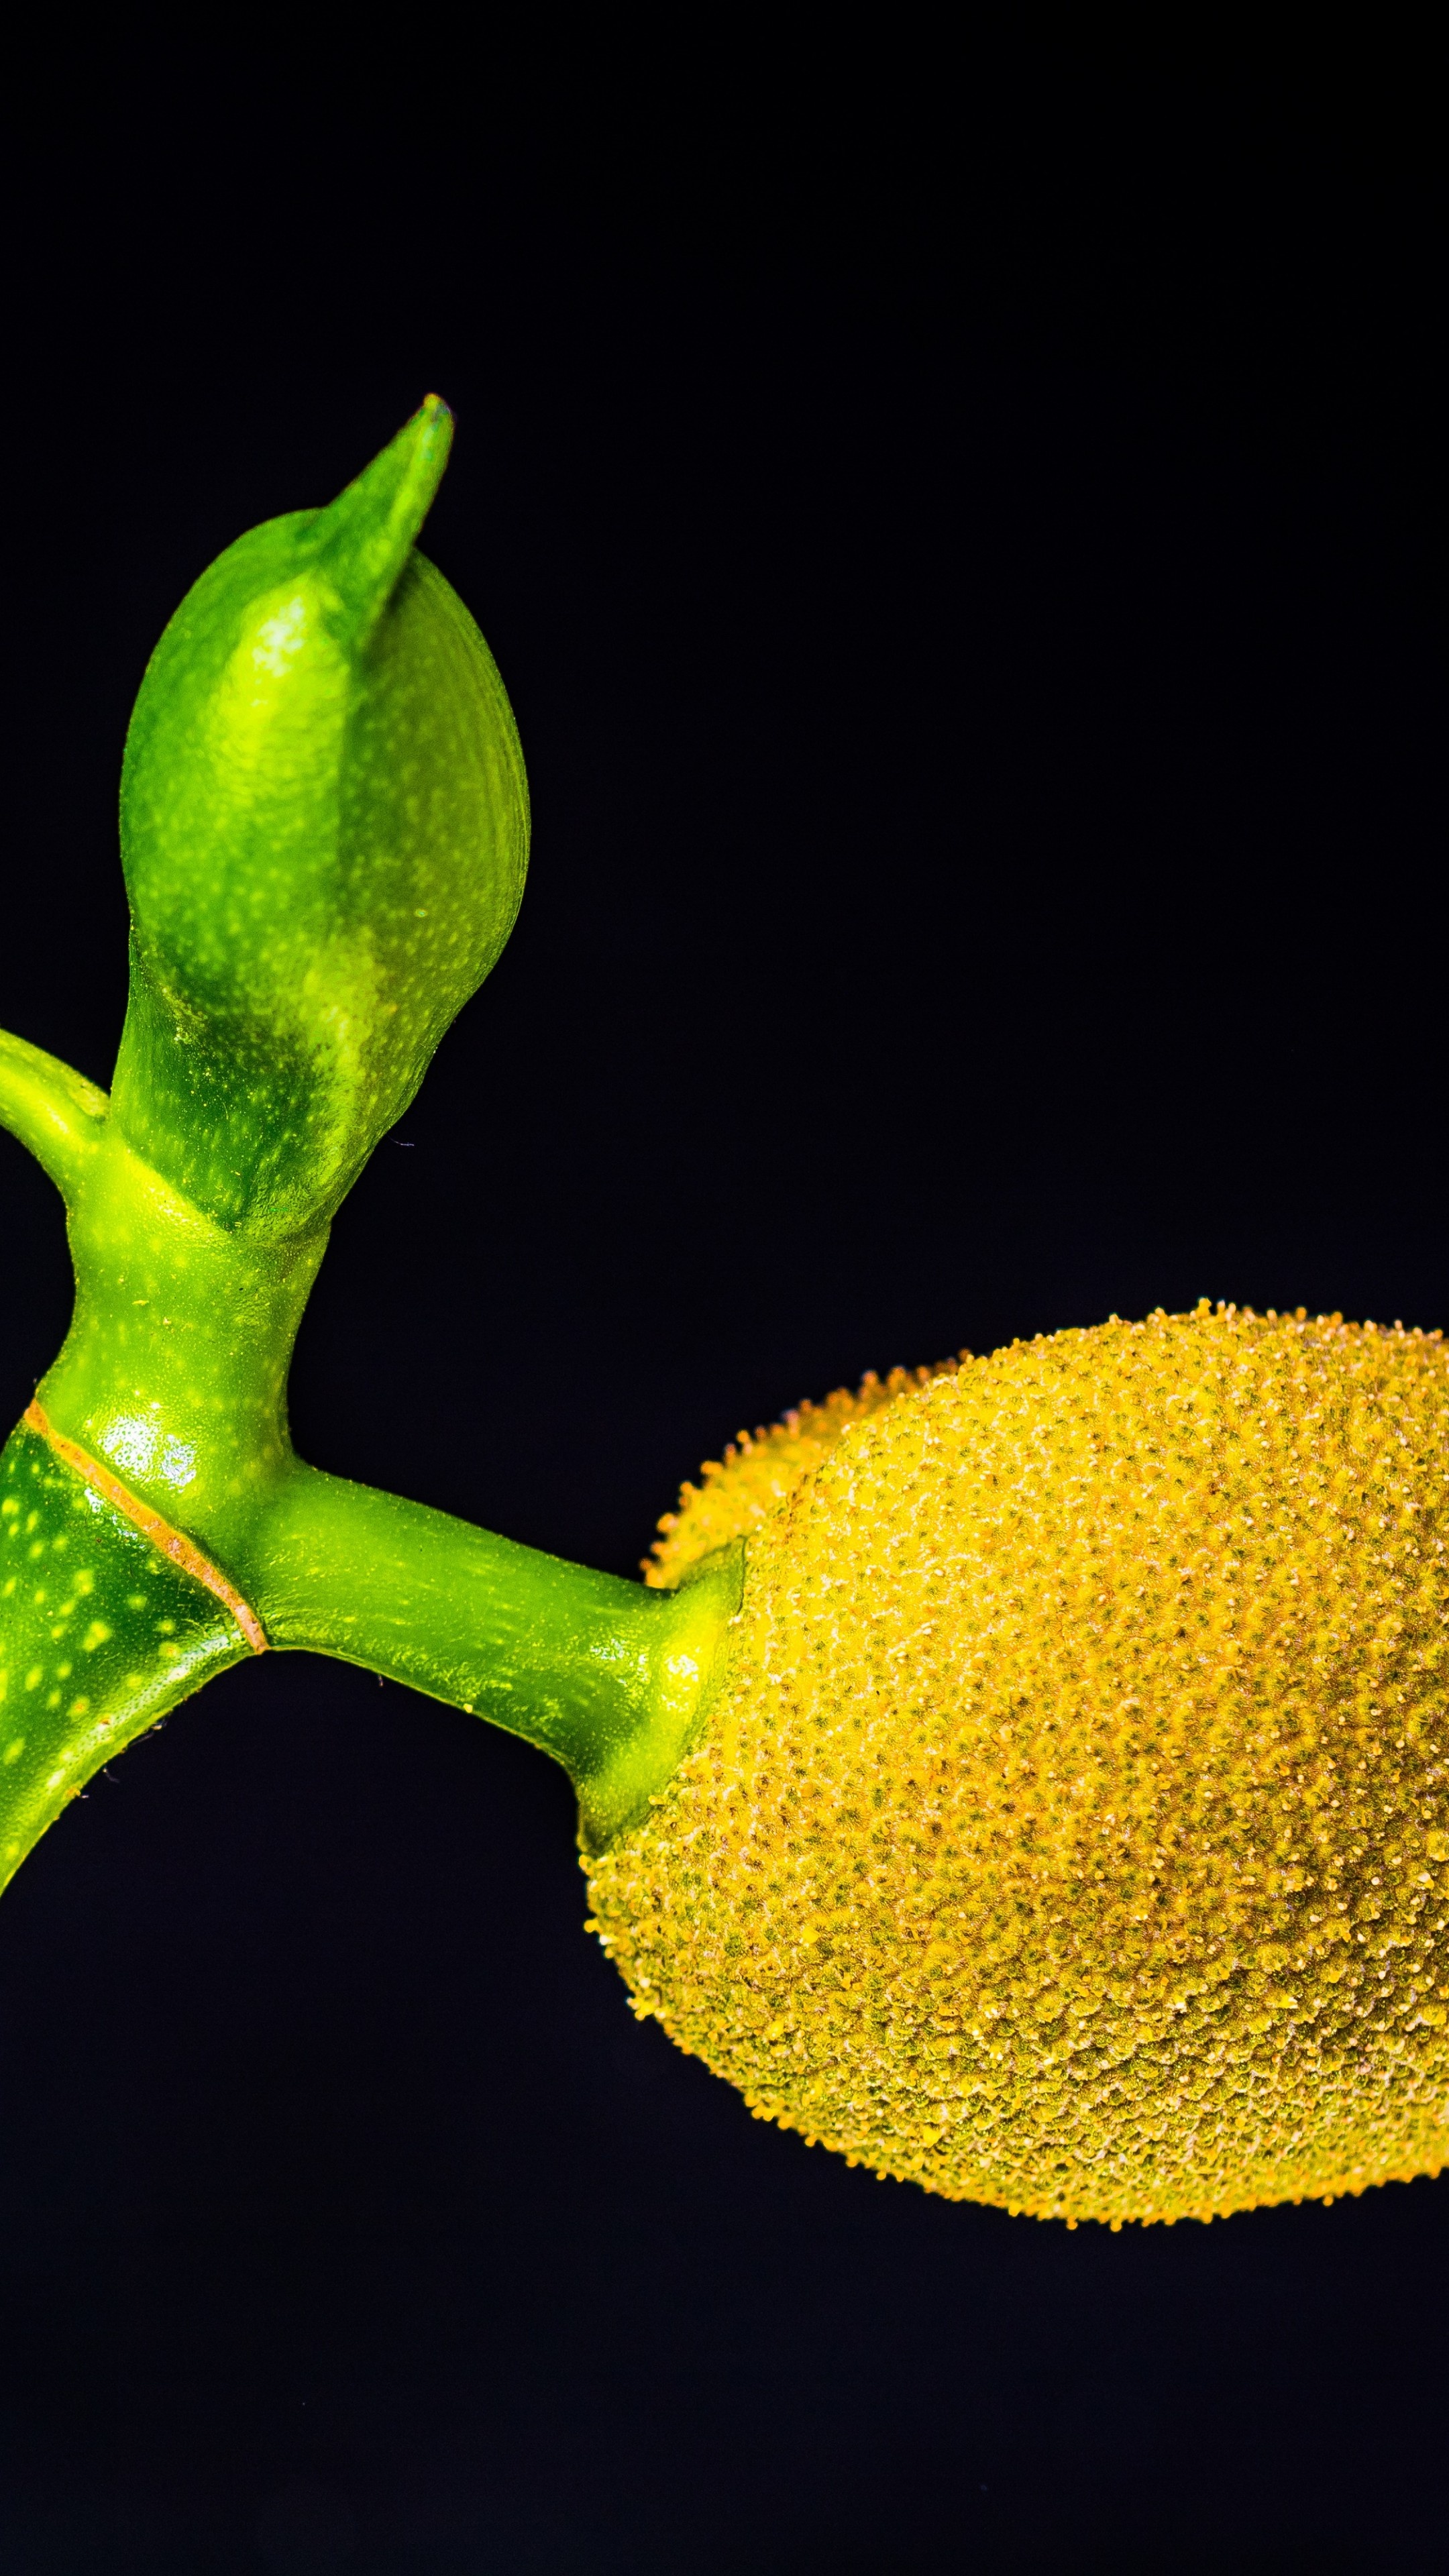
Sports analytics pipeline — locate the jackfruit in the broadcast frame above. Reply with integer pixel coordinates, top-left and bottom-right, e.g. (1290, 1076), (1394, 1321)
(588, 1303), (1449, 2226)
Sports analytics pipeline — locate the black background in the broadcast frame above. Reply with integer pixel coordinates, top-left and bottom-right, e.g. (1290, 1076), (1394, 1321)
(0, 33), (1444, 2573)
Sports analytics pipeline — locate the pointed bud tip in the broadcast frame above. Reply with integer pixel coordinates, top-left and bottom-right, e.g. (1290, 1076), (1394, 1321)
(311, 395), (457, 646)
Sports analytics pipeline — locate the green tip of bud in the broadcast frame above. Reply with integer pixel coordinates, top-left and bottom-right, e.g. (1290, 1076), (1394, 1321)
(311, 394), (455, 648)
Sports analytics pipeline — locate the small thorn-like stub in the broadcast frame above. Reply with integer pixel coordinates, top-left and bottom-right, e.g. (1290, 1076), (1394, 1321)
(0, 1027), (109, 1203)
(311, 392), (455, 647)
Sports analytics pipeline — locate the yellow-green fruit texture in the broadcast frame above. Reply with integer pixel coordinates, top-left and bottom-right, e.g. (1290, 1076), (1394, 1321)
(588, 1305), (1449, 2226)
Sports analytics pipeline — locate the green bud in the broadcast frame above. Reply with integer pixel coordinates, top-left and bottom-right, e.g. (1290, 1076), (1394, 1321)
(111, 396), (529, 1234)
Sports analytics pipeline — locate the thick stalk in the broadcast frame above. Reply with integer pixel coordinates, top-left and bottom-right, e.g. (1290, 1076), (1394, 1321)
(0, 1040), (740, 1871)
(239, 1467), (741, 1847)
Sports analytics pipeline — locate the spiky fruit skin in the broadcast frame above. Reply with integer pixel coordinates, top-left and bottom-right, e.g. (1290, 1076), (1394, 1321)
(643, 1364), (956, 1585)
(589, 1307), (1449, 2226)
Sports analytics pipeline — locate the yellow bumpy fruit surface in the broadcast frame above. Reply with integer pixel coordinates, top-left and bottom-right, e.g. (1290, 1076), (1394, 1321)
(588, 1303), (1449, 2226)
(643, 1362), (955, 1585)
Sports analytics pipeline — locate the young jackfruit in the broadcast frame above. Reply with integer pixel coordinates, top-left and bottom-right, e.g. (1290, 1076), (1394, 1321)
(588, 1302), (1449, 2227)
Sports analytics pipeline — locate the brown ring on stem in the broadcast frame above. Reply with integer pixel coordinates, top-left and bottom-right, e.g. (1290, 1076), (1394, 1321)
(23, 1400), (269, 1655)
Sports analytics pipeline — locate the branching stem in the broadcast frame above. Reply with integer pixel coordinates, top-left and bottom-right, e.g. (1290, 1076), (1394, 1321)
(0, 1029), (738, 1869)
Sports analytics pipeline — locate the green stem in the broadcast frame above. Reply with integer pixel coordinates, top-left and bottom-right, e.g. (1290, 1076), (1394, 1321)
(242, 1466), (741, 1847)
(0, 1029), (109, 1200)
(0, 1034), (741, 1867)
